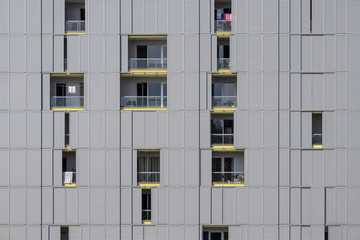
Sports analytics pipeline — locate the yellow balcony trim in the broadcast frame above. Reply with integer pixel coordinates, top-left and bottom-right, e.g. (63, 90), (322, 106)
(121, 72), (167, 77)
(63, 149), (76, 152)
(129, 69), (167, 73)
(216, 32), (231, 38)
(213, 183), (244, 187)
(50, 73), (84, 77)
(212, 72), (237, 76)
(142, 221), (152, 225)
(51, 107), (84, 111)
(212, 107), (237, 113)
(312, 145), (323, 148)
(203, 225), (229, 228)
(138, 183), (160, 187)
(66, 32), (86, 34)
(121, 107), (167, 111)
(312, 111), (323, 114)
(212, 146), (244, 152)
(63, 183), (76, 187)
(65, 145), (70, 149)
(129, 35), (167, 39)
(218, 69), (231, 72)
(138, 149), (160, 152)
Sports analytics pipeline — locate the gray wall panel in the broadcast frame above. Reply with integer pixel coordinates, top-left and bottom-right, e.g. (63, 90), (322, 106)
(0, 74), (9, 109)
(68, 36), (81, 73)
(311, 187), (325, 224)
(78, 188), (89, 224)
(53, 0), (64, 34)
(120, 188), (132, 224)
(54, 188), (66, 224)
(0, 188), (9, 224)
(169, 112), (184, 148)
(42, 36), (53, 72)
(184, 188), (199, 224)
(89, 36), (104, 72)
(200, 111), (210, 148)
(26, 150), (41, 186)
(263, 112), (278, 148)
(347, 111), (360, 148)
(247, 150), (263, 186)
(184, 150), (199, 186)
(168, 150), (184, 186)
(88, 0), (103, 34)
(133, 187), (142, 224)
(42, 188), (53, 224)
(0, 112), (9, 148)
(223, 188), (236, 224)
(26, 112), (41, 148)
(120, 111), (132, 148)
(88, 74), (105, 110)
(53, 111), (65, 149)
(9, 150), (26, 186)
(105, 36), (120, 72)
(9, 226), (26, 240)
(9, 74), (25, 110)
(53, 36), (64, 73)
(0, 150), (9, 186)
(9, 0), (24, 33)
(290, 188), (301, 225)
(184, 112), (199, 148)
(105, 150), (120, 186)
(199, 187), (211, 224)
(89, 112), (105, 148)
(26, 74), (41, 110)
(90, 188), (106, 224)
(105, 188), (120, 224)
(0, 0), (9, 34)
(169, 188), (184, 224)
(78, 150), (89, 186)
(248, 188), (263, 224)
(26, 188), (41, 224)
(105, 0), (120, 34)
(66, 188), (78, 224)
(90, 150), (105, 186)
(121, 149), (132, 186)
(236, 188), (247, 224)
(279, 187), (289, 224)
(10, 188), (26, 224)
(27, 36), (41, 72)
(0, 36), (8, 71)
(106, 226), (120, 240)
(105, 74), (120, 111)
(157, 188), (168, 224)
(263, 150), (278, 186)
(211, 188), (222, 224)
(78, 111), (90, 148)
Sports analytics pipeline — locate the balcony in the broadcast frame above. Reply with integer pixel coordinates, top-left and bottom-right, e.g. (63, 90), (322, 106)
(62, 171), (76, 186)
(212, 96), (237, 108)
(142, 210), (151, 222)
(211, 133), (234, 145)
(215, 20), (231, 32)
(65, 20), (85, 33)
(129, 58), (167, 71)
(121, 96), (167, 109)
(51, 96), (84, 109)
(138, 172), (160, 183)
(312, 133), (322, 148)
(212, 172), (244, 184)
(218, 58), (230, 70)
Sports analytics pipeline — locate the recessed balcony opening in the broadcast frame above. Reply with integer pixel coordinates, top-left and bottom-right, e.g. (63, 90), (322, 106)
(312, 112), (322, 148)
(65, 113), (70, 147)
(65, 0), (85, 33)
(142, 189), (151, 224)
(217, 38), (230, 70)
(128, 37), (167, 71)
(203, 227), (229, 240)
(137, 151), (160, 186)
(61, 226), (69, 240)
(62, 151), (76, 186)
(215, 0), (232, 33)
(211, 114), (234, 146)
(212, 76), (237, 109)
(120, 76), (167, 109)
(212, 152), (244, 186)
(50, 75), (84, 110)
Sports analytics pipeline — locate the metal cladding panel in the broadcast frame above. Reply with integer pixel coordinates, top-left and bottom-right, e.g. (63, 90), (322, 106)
(88, 0), (104, 34)
(105, 74), (120, 111)
(248, 35), (262, 72)
(184, 112), (199, 148)
(311, 188), (325, 224)
(325, 187), (335, 224)
(263, 36), (278, 72)
(120, 111), (132, 148)
(157, 111), (168, 148)
(9, 150), (26, 186)
(132, 187), (142, 225)
(248, 73), (262, 110)
(89, 36), (104, 72)
(290, 73), (301, 110)
(184, 0), (199, 33)
(263, 112), (278, 148)
(0, 74), (9, 109)
(248, 111), (262, 148)
(348, 188), (360, 224)
(151, 188), (158, 224)
(78, 150), (89, 187)
(90, 112), (105, 148)
(200, 150), (211, 186)
(329, 226), (341, 240)
(89, 74), (105, 110)
(54, 188), (66, 224)
(105, 150), (120, 186)
(27, 226), (41, 240)
(10, 188), (26, 224)
(168, 35), (184, 72)
(302, 0), (311, 33)
(168, 150), (184, 186)
(106, 226), (120, 240)
(120, 188), (132, 224)
(66, 188), (78, 224)
(157, 226), (168, 240)
(184, 188), (199, 224)
(290, 188), (301, 225)
(248, 188), (263, 224)
(248, 0), (262, 32)
(169, 188), (184, 224)
(248, 226), (262, 240)
(336, 112), (347, 148)
(53, 36), (64, 73)
(105, 36), (120, 72)
(168, 226), (184, 240)
(336, 36), (346, 72)
(41, 0), (53, 33)
(169, 111), (184, 148)
(301, 151), (313, 186)
(132, 0), (145, 33)
(41, 188), (53, 224)
(0, 188), (9, 224)
(53, 111), (65, 149)
(348, 73), (360, 110)
(53, 0), (64, 34)
(53, 150), (62, 187)
(324, 150), (335, 186)
(301, 188), (311, 225)
(42, 74), (50, 111)
(27, 36), (41, 72)
(348, 111), (360, 148)
(42, 36), (53, 72)
(26, 150), (41, 186)
(90, 188), (106, 224)
(263, 0), (278, 32)
(9, 74), (25, 110)
(335, 188), (347, 225)
(144, 0), (157, 33)
(26, 188), (41, 224)
(247, 150), (263, 186)
(290, 150), (301, 186)
(120, 35), (128, 72)
(279, 36), (290, 71)
(279, 187), (289, 224)
(336, 150), (347, 187)
(157, 187), (168, 224)
(234, 35), (247, 72)
(290, 112), (301, 148)
(157, 0), (168, 33)
(325, 36), (335, 72)
(26, 74), (41, 110)
(223, 188), (236, 224)
(312, 0), (324, 33)
(105, 188), (120, 224)
(0, 37), (9, 72)
(263, 74), (278, 110)
(0, 151), (9, 186)
(0, 0), (9, 33)
(184, 74), (200, 110)
(69, 112), (78, 149)
(199, 111), (210, 148)
(49, 226), (60, 240)
(0, 112), (9, 148)
(211, 35), (217, 71)
(184, 150), (199, 186)
(90, 226), (105, 240)
(168, 0), (183, 33)
(263, 150), (278, 186)
(26, 112), (41, 148)
(68, 36), (81, 73)
(199, 187), (211, 224)
(120, 149), (132, 186)
(168, 74), (184, 110)
(184, 35), (199, 72)
(279, 150), (290, 186)
(121, 226), (132, 240)
(229, 226), (242, 240)
(105, 0), (120, 34)
(10, 227), (26, 240)
(234, 188), (246, 224)
(90, 150), (105, 186)
(79, 188), (89, 224)
(348, 150), (360, 186)
(211, 188), (222, 224)
(324, 112), (335, 148)
(290, 36), (301, 71)
(184, 226), (198, 240)
(199, 0), (210, 33)
(279, 226), (290, 240)
(78, 111), (90, 148)
(324, 74), (336, 110)
(9, 0), (24, 33)
(312, 151), (324, 186)
(69, 226), (81, 240)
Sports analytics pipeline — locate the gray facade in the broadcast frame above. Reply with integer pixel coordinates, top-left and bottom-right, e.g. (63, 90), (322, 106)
(0, 0), (359, 239)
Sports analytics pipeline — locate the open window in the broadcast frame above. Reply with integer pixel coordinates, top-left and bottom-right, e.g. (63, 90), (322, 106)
(312, 112), (322, 148)
(142, 189), (151, 224)
(211, 114), (234, 146)
(62, 151), (76, 186)
(212, 151), (244, 186)
(65, 0), (85, 33)
(217, 38), (230, 70)
(137, 151), (160, 186)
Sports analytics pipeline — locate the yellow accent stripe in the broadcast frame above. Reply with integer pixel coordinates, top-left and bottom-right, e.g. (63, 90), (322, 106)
(50, 73), (84, 77)
(212, 72), (237, 76)
(313, 145), (323, 148)
(121, 72), (167, 76)
(129, 35), (167, 39)
(138, 183), (160, 187)
(218, 69), (231, 72)
(138, 149), (160, 152)
(66, 32), (86, 34)
(51, 107), (84, 111)
(142, 221), (152, 224)
(213, 183), (244, 187)
(121, 107), (167, 111)
(63, 149), (76, 152)
(212, 145), (235, 149)
(312, 111), (323, 114)
(63, 183), (76, 186)
(128, 69), (167, 73)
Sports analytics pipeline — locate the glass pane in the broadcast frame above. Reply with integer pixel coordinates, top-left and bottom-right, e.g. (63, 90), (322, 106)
(224, 158), (233, 172)
(223, 83), (235, 96)
(224, 120), (233, 134)
(224, 232), (228, 240)
(148, 45), (161, 58)
(212, 83), (222, 96)
(203, 232), (209, 240)
(163, 84), (167, 96)
(224, 135), (233, 144)
(137, 46), (147, 58)
(148, 83), (161, 96)
(212, 158), (222, 172)
(162, 46), (167, 58)
(211, 120), (223, 134)
(138, 157), (146, 172)
(210, 232), (222, 240)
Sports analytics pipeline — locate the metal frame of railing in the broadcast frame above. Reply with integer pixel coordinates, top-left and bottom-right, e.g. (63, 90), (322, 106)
(65, 20), (85, 32)
(217, 58), (230, 69)
(212, 172), (244, 184)
(215, 20), (232, 32)
(211, 134), (234, 145)
(121, 96), (167, 108)
(51, 96), (84, 108)
(212, 96), (237, 108)
(128, 58), (167, 70)
(137, 172), (160, 183)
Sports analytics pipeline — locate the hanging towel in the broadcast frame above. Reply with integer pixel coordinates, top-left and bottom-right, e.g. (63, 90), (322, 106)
(68, 86), (76, 94)
(217, 13), (222, 20)
(63, 172), (73, 184)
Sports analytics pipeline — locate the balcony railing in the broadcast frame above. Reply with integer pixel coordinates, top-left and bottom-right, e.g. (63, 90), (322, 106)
(129, 58), (167, 70)
(142, 210), (151, 221)
(138, 172), (160, 183)
(212, 172), (244, 184)
(212, 96), (237, 108)
(215, 20), (231, 32)
(211, 134), (234, 145)
(65, 20), (85, 32)
(121, 96), (167, 108)
(51, 96), (84, 108)
(312, 133), (322, 145)
(62, 171), (76, 184)
(218, 58), (230, 69)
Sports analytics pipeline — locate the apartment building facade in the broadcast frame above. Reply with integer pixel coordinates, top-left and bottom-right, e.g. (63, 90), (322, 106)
(0, 0), (359, 239)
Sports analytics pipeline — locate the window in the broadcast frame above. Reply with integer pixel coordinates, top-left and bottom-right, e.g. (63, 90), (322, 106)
(203, 227), (229, 240)
(312, 113), (322, 147)
(212, 82), (237, 108)
(215, 0), (232, 32)
(217, 38), (230, 70)
(62, 151), (76, 186)
(50, 75), (84, 109)
(138, 155), (160, 184)
(211, 118), (234, 145)
(212, 153), (244, 185)
(61, 226), (69, 240)
(142, 189), (151, 222)
(132, 82), (167, 108)
(65, 113), (70, 147)
(65, 0), (85, 33)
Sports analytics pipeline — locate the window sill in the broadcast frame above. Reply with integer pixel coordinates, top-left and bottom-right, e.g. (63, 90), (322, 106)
(312, 145), (323, 148)
(62, 183), (76, 187)
(51, 107), (84, 111)
(212, 183), (244, 187)
(212, 107), (237, 113)
(138, 183), (160, 188)
(142, 221), (152, 225)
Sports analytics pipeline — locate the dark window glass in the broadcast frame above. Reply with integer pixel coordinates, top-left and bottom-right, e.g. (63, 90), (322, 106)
(224, 120), (233, 134)
(137, 46), (147, 58)
(211, 232), (222, 240)
(148, 83), (161, 96)
(80, 9), (85, 20)
(212, 158), (222, 172)
(212, 83), (222, 96)
(203, 231), (209, 240)
(211, 120), (224, 134)
(224, 158), (233, 172)
(224, 232), (229, 240)
(224, 45), (230, 58)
